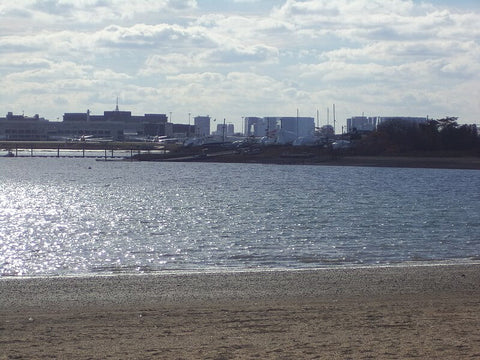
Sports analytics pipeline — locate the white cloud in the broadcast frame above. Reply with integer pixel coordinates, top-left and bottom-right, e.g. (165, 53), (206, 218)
(205, 44), (279, 64)
(0, 0), (479, 127)
(140, 53), (196, 75)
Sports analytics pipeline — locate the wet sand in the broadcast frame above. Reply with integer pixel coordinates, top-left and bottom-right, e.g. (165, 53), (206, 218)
(1, 264), (480, 359)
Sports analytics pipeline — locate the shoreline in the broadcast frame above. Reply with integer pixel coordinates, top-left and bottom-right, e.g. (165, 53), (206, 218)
(2, 264), (480, 358)
(2, 257), (479, 279)
(131, 148), (480, 170)
(194, 154), (480, 169)
(2, 263), (479, 310)
(4, 147), (480, 170)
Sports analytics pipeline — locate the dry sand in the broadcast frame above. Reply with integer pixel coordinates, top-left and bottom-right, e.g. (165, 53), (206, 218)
(1, 264), (480, 359)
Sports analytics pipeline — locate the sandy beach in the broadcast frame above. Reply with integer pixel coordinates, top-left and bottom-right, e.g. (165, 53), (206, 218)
(1, 264), (480, 359)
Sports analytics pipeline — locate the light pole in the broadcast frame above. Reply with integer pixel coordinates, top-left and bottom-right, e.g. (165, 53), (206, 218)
(188, 112), (191, 138)
(223, 118), (226, 142)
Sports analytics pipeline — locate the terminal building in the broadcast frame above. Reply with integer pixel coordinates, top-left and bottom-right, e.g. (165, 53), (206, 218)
(59, 106), (168, 140)
(0, 107), (170, 141)
(0, 112), (50, 141)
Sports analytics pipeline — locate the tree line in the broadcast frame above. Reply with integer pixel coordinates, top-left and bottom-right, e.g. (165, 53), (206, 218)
(354, 117), (479, 155)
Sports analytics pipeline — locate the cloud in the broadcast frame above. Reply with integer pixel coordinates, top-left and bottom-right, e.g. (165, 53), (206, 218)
(140, 53), (196, 75)
(205, 44), (279, 64)
(96, 23), (214, 49)
(0, 0), (479, 126)
(1, 0), (199, 29)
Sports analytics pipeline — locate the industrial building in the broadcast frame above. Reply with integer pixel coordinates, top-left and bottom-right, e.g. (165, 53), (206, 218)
(346, 116), (428, 133)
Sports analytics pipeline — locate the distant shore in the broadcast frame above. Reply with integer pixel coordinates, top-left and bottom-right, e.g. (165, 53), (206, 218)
(131, 143), (480, 169)
(305, 155), (480, 169)
(149, 150), (480, 170)
(2, 140), (480, 170)
(197, 153), (480, 169)
(1, 264), (480, 359)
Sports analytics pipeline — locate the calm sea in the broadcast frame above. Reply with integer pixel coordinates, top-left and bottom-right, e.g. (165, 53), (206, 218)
(1, 157), (479, 276)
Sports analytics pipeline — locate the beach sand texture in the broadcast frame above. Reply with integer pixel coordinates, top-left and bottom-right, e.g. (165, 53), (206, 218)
(1, 264), (480, 359)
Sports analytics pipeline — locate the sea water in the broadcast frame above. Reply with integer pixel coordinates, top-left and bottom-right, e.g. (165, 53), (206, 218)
(1, 157), (479, 276)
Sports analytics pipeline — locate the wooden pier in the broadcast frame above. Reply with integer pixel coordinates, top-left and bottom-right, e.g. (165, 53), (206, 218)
(0, 141), (168, 159)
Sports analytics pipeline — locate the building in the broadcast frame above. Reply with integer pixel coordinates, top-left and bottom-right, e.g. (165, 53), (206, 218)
(346, 116), (428, 133)
(263, 117), (282, 138)
(58, 108), (168, 140)
(214, 123), (234, 138)
(171, 123), (195, 139)
(244, 117), (265, 137)
(346, 116), (377, 133)
(279, 117), (315, 138)
(0, 107), (220, 142)
(376, 116), (428, 126)
(194, 116), (211, 137)
(0, 112), (49, 140)
(244, 116), (315, 140)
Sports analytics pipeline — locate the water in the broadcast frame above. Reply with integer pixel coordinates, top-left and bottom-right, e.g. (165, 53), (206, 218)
(1, 157), (479, 276)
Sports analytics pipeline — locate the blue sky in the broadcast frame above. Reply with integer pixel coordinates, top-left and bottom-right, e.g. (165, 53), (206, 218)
(0, 0), (479, 131)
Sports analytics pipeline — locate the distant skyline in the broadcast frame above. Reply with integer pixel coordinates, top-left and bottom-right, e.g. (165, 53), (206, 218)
(1, 0), (479, 132)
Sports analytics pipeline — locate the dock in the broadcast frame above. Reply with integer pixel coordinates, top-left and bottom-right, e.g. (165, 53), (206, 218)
(0, 141), (168, 159)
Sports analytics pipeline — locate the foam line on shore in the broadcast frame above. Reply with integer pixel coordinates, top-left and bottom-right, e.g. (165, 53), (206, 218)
(2, 258), (479, 280)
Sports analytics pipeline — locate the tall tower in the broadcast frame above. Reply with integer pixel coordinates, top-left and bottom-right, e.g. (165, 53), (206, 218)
(333, 104), (336, 134)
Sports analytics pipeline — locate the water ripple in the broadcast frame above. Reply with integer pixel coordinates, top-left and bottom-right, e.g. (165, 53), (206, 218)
(1, 159), (479, 276)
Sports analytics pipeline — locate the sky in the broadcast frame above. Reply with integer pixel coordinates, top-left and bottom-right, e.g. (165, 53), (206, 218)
(0, 0), (479, 133)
